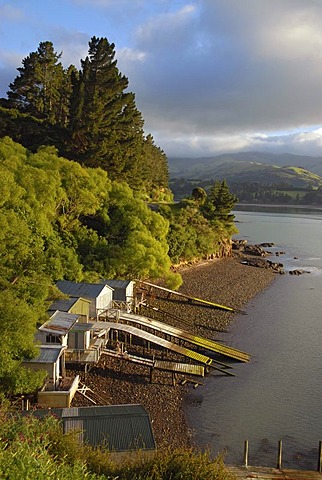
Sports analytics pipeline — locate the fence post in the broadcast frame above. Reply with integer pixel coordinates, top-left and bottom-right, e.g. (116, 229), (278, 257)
(243, 440), (249, 467)
(318, 440), (322, 473)
(277, 440), (283, 469)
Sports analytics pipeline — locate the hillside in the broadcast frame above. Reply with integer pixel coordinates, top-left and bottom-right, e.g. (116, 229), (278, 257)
(168, 152), (322, 203)
(168, 151), (322, 179)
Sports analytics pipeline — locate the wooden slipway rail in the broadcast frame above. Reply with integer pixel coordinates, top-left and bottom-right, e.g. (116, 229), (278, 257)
(92, 321), (213, 366)
(101, 349), (205, 377)
(138, 280), (235, 312)
(119, 312), (250, 363)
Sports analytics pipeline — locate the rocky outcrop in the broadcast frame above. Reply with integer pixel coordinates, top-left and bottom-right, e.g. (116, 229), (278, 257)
(244, 244), (269, 256)
(233, 239), (285, 273)
(289, 269), (310, 275)
(241, 257), (285, 274)
(233, 240), (274, 257)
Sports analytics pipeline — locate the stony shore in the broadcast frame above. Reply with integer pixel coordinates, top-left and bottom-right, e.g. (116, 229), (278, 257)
(70, 253), (277, 451)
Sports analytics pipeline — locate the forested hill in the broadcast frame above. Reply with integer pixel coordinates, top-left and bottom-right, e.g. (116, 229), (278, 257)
(0, 38), (240, 397)
(0, 38), (169, 197)
(169, 151), (322, 178)
(169, 152), (322, 204)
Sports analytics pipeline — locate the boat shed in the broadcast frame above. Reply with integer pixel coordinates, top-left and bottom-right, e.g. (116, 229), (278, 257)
(56, 281), (114, 319)
(36, 311), (80, 347)
(48, 296), (91, 323)
(26, 404), (156, 452)
(101, 279), (134, 303)
(22, 345), (66, 389)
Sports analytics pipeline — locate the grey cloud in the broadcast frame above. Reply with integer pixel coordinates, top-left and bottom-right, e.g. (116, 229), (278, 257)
(119, 0), (322, 155)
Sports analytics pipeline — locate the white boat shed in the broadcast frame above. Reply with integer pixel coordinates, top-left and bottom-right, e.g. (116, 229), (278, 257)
(56, 281), (114, 319)
(101, 279), (134, 303)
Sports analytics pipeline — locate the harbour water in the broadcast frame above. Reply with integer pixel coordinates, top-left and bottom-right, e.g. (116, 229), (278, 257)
(184, 205), (322, 470)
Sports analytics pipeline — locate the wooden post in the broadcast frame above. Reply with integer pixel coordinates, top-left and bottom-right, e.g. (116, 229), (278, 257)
(277, 440), (283, 469)
(243, 440), (249, 467)
(318, 440), (322, 473)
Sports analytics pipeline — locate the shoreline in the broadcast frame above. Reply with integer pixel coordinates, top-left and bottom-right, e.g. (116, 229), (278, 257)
(70, 253), (277, 450)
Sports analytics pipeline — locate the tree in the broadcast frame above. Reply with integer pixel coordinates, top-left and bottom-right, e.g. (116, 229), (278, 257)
(192, 187), (207, 205)
(68, 36), (159, 189)
(3, 38), (171, 197)
(0, 291), (47, 395)
(7, 42), (65, 124)
(77, 181), (181, 287)
(141, 134), (170, 198)
(202, 180), (238, 220)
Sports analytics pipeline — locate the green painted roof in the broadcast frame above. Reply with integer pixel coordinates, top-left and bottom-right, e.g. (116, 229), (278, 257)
(24, 404), (155, 451)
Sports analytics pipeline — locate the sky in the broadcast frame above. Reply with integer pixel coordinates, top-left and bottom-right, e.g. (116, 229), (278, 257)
(1, 0), (322, 158)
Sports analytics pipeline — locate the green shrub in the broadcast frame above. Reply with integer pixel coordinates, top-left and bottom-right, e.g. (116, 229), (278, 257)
(0, 413), (235, 480)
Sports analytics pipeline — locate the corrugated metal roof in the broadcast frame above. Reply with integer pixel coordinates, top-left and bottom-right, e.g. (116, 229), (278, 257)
(48, 297), (90, 313)
(39, 311), (79, 335)
(24, 404), (155, 451)
(102, 279), (133, 290)
(70, 323), (94, 333)
(48, 298), (77, 313)
(24, 346), (65, 364)
(56, 281), (113, 299)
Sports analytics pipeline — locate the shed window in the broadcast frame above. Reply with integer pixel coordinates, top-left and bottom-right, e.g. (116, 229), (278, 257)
(46, 334), (61, 344)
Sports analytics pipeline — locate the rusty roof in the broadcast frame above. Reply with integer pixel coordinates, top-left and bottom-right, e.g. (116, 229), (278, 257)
(39, 311), (79, 335)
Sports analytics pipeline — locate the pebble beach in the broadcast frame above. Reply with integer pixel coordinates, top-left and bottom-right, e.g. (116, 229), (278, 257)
(70, 253), (277, 450)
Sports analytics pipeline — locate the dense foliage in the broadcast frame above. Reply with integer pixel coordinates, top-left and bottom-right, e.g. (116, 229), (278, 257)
(170, 177), (322, 205)
(0, 137), (181, 396)
(161, 181), (238, 264)
(1, 38), (169, 195)
(0, 411), (235, 479)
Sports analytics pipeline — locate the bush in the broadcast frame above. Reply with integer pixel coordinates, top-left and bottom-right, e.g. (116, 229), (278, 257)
(0, 412), (235, 480)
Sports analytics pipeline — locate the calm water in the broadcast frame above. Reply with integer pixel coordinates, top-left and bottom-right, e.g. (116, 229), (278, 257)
(185, 205), (322, 470)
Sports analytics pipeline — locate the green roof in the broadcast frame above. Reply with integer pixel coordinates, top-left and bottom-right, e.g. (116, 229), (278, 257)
(24, 404), (156, 451)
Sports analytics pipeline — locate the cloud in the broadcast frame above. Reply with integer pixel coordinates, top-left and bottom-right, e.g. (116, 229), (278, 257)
(117, 47), (147, 64)
(117, 0), (322, 156)
(45, 27), (90, 69)
(250, 128), (322, 155)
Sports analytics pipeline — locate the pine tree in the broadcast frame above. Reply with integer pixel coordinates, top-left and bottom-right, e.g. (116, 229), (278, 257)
(141, 134), (169, 193)
(200, 180), (238, 220)
(7, 41), (65, 124)
(69, 36), (146, 183)
(4, 37), (171, 195)
(209, 179), (238, 216)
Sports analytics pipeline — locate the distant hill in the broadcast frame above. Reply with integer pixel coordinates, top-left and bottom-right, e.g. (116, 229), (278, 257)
(168, 151), (322, 186)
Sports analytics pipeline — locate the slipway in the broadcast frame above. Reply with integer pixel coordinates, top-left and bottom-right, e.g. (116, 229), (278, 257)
(92, 321), (213, 366)
(115, 312), (250, 363)
(138, 280), (235, 312)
